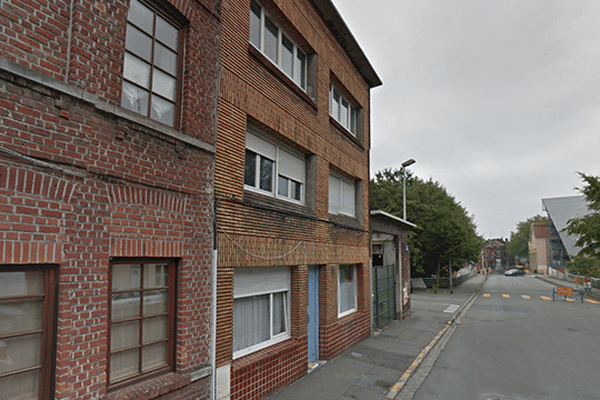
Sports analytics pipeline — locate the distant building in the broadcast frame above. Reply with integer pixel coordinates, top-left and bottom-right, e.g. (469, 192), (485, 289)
(529, 224), (554, 274)
(480, 239), (507, 271)
(542, 195), (593, 261)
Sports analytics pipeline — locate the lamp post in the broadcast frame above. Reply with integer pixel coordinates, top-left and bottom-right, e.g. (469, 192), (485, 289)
(401, 159), (416, 220)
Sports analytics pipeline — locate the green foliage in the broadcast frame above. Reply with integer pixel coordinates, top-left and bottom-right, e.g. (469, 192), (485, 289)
(371, 168), (484, 277)
(566, 254), (600, 278)
(565, 173), (600, 260)
(506, 215), (548, 263)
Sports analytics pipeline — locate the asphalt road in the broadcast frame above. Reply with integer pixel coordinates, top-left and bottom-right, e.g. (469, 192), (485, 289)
(412, 273), (600, 400)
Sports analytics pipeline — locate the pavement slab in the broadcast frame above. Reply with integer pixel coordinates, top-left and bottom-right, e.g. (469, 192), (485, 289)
(265, 273), (488, 400)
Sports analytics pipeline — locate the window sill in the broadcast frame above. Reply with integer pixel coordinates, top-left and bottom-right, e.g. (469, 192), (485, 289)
(106, 371), (196, 400)
(338, 308), (357, 319)
(329, 213), (363, 230)
(232, 333), (291, 360)
(0, 56), (216, 156)
(329, 116), (364, 150)
(248, 45), (317, 109)
(244, 189), (316, 218)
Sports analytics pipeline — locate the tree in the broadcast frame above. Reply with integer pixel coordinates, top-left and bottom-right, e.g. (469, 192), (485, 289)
(506, 215), (548, 265)
(564, 173), (600, 277)
(565, 173), (600, 258)
(371, 168), (484, 277)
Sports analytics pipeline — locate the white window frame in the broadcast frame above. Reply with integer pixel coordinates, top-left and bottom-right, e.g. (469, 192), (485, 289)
(249, 0), (307, 90)
(338, 264), (357, 317)
(244, 129), (305, 204)
(329, 84), (357, 136)
(328, 172), (356, 217)
(233, 267), (291, 359)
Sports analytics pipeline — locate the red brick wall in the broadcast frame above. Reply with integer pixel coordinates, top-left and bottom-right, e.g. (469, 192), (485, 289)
(0, 0), (221, 398)
(230, 339), (306, 400)
(216, 0), (374, 398)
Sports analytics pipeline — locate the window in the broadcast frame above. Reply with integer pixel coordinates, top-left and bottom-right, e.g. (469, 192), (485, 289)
(0, 266), (56, 400)
(121, 0), (183, 127)
(244, 130), (305, 204)
(109, 260), (175, 386)
(329, 173), (356, 217)
(329, 84), (358, 135)
(338, 264), (357, 317)
(249, 0), (307, 90)
(233, 267), (290, 358)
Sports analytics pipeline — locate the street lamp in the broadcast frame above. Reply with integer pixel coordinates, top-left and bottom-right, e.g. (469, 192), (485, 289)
(401, 159), (416, 220)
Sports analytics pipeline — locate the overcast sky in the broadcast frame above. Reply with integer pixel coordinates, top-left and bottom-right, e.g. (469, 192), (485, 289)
(332, 0), (600, 239)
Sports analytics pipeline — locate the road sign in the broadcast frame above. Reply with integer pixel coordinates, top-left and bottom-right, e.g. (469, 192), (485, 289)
(556, 286), (573, 297)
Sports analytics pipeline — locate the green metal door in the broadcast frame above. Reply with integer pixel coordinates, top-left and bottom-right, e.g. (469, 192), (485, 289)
(373, 264), (396, 329)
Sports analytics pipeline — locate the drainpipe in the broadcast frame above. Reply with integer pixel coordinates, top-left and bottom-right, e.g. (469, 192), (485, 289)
(211, 199), (219, 400)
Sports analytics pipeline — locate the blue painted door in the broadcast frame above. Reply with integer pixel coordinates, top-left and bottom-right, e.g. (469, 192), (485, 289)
(307, 266), (319, 364)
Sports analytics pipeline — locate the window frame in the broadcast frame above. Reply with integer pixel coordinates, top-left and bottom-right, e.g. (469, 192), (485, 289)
(244, 129), (306, 205)
(337, 264), (357, 318)
(249, 0), (307, 91)
(108, 258), (177, 390)
(232, 267), (291, 359)
(329, 83), (358, 136)
(0, 265), (57, 400)
(328, 172), (356, 217)
(121, 0), (186, 129)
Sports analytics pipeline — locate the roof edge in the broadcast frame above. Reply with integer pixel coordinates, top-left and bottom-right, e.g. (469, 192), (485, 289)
(370, 209), (417, 229)
(310, 0), (382, 88)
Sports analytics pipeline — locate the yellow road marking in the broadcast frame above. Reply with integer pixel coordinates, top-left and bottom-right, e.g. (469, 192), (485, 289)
(541, 296), (552, 300)
(483, 293), (490, 298)
(521, 295), (531, 299)
(565, 298), (575, 302)
(502, 294), (510, 298)
(585, 299), (599, 304)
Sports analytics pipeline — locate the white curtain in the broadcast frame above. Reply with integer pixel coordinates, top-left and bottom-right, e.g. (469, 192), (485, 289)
(233, 295), (270, 352)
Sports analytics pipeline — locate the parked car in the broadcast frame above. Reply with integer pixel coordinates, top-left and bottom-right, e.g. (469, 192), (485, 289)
(505, 268), (525, 276)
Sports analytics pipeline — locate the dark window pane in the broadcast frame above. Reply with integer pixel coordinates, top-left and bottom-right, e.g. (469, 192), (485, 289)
(292, 180), (302, 201)
(296, 50), (306, 89)
(259, 157), (273, 191)
(156, 15), (178, 50)
(278, 176), (288, 197)
(244, 150), (257, 187)
(281, 35), (293, 77)
(154, 42), (178, 75)
(0, 299), (43, 335)
(121, 81), (150, 116)
(142, 342), (167, 372)
(249, 1), (261, 48)
(152, 69), (176, 101)
(143, 289), (168, 316)
(264, 17), (278, 63)
(123, 53), (151, 88)
(150, 96), (175, 127)
(110, 348), (139, 383)
(128, 0), (154, 34)
(126, 24), (153, 62)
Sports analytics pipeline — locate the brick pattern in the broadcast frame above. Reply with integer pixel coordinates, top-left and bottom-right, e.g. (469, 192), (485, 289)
(0, 0), (220, 398)
(216, 0), (374, 398)
(230, 338), (306, 400)
(319, 311), (370, 360)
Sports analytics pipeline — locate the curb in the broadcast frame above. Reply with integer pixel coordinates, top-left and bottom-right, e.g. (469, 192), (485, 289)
(385, 275), (488, 399)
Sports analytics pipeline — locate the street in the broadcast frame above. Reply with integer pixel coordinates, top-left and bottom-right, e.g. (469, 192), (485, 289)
(412, 274), (600, 400)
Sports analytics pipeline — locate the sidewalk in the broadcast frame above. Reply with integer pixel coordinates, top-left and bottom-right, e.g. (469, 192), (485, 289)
(265, 273), (487, 400)
(534, 274), (600, 300)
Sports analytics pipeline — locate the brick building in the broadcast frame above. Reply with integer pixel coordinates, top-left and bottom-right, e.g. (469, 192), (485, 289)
(214, 1), (381, 399)
(0, 0), (220, 399)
